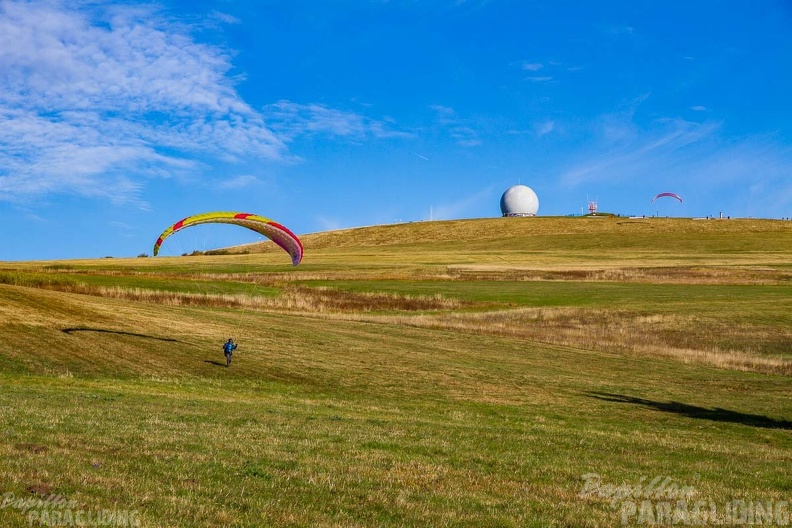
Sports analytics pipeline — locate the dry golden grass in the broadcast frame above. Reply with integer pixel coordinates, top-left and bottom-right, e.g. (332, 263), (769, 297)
(4, 215), (791, 380)
(446, 264), (792, 284)
(1, 234), (790, 528)
(5, 282), (463, 313)
(12, 216), (788, 271)
(312, 308), (792, 376)
(281, 216), (792, 250)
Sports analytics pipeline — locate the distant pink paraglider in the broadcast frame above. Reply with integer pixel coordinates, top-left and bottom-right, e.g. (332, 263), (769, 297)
(651, 192), (683, 204)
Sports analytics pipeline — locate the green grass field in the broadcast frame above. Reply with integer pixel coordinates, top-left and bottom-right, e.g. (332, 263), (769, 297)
(1, 217), (790, 527)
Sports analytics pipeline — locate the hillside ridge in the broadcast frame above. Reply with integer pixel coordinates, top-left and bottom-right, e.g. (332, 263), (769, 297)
(229, 216), (792, 254)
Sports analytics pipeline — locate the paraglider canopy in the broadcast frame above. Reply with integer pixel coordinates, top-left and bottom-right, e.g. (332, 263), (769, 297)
(651, 192), (682, 204)
(153, 211), (303, 265)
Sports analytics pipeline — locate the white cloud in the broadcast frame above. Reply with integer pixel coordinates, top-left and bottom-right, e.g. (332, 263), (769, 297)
(450, 125), (481, 148)
(429, 105), (481, 147)
(607, 25), (636, 36)
(209, 10), (240, 25)
(429, 186), (494, 220)
(22, 212), (47, 223)
(0, 2), (401, 205)
(0, 0), (407, 207)
(522, 62), (543, 71)
(263, 100), (408, 141)
(535, 120), (555, 137)
(215, 174), (259, 190)
(557, 110), (792, 215)
(560, 117), (722, 187)
(0, 1), (287, 204)
(525, 76), (554, 82)
(429, 104), (457, 119)
(690, 105), (707, 111)
(314, 215), (345, 232)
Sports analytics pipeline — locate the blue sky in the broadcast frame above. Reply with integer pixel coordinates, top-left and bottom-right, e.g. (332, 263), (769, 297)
(2, 0), (791, 260)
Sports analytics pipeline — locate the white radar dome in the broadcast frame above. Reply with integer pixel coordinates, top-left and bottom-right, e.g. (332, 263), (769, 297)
(500, 185), (539, 217)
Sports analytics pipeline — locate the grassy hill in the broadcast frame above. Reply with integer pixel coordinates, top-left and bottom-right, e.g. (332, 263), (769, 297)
(1, 217), (790, 527)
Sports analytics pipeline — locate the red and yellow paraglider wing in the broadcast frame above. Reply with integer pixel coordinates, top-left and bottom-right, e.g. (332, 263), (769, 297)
(152, 211), (303, 265)
(230, 214), (304, 266)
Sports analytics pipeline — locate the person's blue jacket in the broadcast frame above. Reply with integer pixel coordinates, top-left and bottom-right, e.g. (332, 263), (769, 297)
(223, 340), (237, 354)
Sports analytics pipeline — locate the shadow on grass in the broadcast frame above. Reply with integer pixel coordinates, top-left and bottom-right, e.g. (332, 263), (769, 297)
(204, 360), (227, 367)
(589, 392), (792, 430)
(62, 327), (185, 343)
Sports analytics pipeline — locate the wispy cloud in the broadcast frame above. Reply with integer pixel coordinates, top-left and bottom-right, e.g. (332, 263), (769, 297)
(519, 59), (580, 79)
(535, 121), (555, 136)
(209, 10), (240, 25)
(429, 104), (456, 120)
(682, 138), (792, 217)
(429, 186), (494, 220)
(522, 62), (543, 71)
(558, 109), (792, 215)
(314, 215), (345, 232)
(560, 117), (722, 187)
(428, 105), (481, 147)
(690, 105), (707, 111)
(607, 25), (636, 36)
(0, 1), (287, 204)
(215, 174), (260, 190)
(0, 1), (400, 205)
(263, 100), (409, 141)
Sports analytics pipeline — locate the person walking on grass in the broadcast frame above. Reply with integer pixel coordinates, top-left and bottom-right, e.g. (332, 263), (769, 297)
(223, 338), (238, 367)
